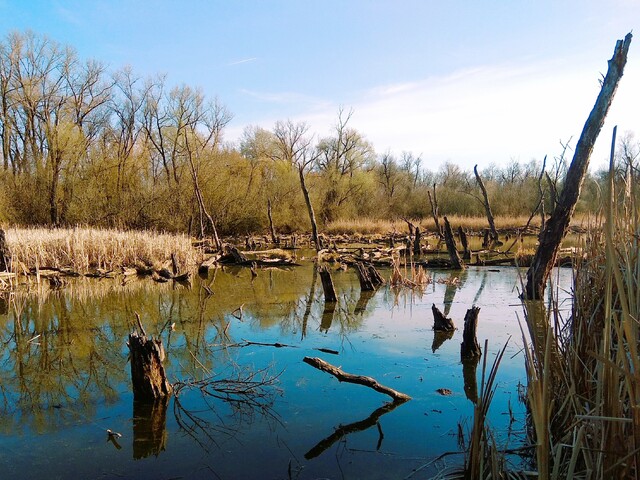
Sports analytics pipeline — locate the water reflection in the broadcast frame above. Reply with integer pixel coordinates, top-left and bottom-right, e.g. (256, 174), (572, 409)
(132, 398), (169, 459)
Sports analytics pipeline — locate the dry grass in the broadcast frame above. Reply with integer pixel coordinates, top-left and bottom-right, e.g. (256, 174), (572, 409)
(389, 255), (431, 289)
(5, 227), (199, 274)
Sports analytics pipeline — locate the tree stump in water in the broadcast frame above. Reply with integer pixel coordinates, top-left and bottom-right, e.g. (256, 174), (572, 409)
(354, 262), (385, 292)
(128, 315), (172, 401)
(432, 304), (455, 332)
(443, 217), (465, 270)
(0, 229), (11, 272)
(318, 265), (337, 302)
(460, 306), (482, 360)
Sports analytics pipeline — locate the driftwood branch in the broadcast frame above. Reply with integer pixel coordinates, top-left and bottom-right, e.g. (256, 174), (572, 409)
(303, 357), (411, 401)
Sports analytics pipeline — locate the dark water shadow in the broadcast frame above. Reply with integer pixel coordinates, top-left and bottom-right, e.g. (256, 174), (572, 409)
(462, 357), (480, 403)
(133, 397), (169, 459)
(304, 399), (408, 460)
(432, 330), (454, 352)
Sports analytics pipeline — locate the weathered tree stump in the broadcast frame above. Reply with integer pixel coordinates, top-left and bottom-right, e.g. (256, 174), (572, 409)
(0, 229), (11, 272)
(458, 226), (471, 261)
(354, 262), (385, 292)
(128, 315), (172, 401)
(432, 303), (455, 332)
(413, 226), (422, 255)
(227, 245), (248, 263)
(318, 265), (337, 302)
(460, 306), (482, 360)
(443, 217), (465, 270)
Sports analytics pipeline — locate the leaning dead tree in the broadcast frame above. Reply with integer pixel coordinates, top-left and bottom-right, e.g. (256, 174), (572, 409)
(428, 184), (444, 239)
(0, 229), (11, 272)
(303, 356), (411, 402)
(443, 216), (465, 270)
(354, 262), (385, 291)
(432, 303), (455, 332)
(474, 165), (498, 245)
(128, 313), (173, 400)
(524, 32), (632, 300)
(318, 265), (337, 302)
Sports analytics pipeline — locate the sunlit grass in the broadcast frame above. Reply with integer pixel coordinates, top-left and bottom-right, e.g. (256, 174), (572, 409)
(5, 227), (199, 274)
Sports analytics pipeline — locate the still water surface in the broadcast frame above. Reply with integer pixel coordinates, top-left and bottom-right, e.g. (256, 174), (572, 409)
(0, 262), (572, 479)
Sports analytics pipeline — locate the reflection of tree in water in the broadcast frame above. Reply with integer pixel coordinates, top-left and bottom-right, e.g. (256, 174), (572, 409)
(442, 269), (468, 317)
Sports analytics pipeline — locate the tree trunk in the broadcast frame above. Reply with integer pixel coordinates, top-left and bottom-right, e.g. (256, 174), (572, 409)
(474, 164), (498, 244)
(267, 198), (278, 245)
(460, 306), (482, 360)
(128, 317), (173, 401)
(299, 166), (321, 251)
(432, 303), (455, 331)
(443, 216), (465, 270)
(0, 229), (11, 272)
(428, 184), (444, 239)
(524, 32), (632, 300)
(318, 265), (337, 302)
(355, 262), (385, 292)
(458, 226), (471, 261)
(413, 226), (422, 255)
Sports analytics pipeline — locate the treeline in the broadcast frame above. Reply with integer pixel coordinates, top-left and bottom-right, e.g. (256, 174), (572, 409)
(0, 31), (635, 235)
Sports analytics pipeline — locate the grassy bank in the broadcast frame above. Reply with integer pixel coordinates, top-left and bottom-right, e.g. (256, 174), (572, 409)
(4, 227), (198, 274)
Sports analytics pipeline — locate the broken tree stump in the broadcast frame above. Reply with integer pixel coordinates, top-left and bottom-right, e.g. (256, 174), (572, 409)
(458, 226), (471, 261)
(432, 303), (455, 332)
(303, 356), (411, 401)
(443, 216), (465, 270)
(128, 314), (173, 401)
(0, 229), (11, 272)
(460, 306), (482, 360)
(354, 262), (385, 291)
(318, 265), (337, 302)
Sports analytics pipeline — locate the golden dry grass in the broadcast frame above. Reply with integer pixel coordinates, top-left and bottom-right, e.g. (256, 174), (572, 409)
(5, 227), (199, 274)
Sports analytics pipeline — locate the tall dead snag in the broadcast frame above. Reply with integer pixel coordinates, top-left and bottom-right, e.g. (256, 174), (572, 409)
(0, 229), (11, 272)
(432, 303), (455, 331)
(474, 165), (498, 245)
(428, 184), (444, 239)
(267, 198), (278, 245)
(303, 356), (411, 401)
(128, 314), (173, 401)
(458, 226), (471, 261)
(413, 226), (422, 255)
(524, 32), (632, 299)
(443, 216), (465, 270)
(460, 306), (482, 360)
(318, 265), (337, 302)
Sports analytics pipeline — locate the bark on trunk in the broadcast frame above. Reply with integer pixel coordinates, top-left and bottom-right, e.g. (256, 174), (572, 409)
(354, 262), (384, 292)
(474, 164), (498, 243)
(432, 303), (455, 332)
(128, 316), (173, 401)
(524, 32), (632, 300)
(460, 306), (482, 360)
(299, 167), (321, 251)
(0, 229), (11, 272)
(318, 265), (337, 302)
(443, 216), (465, 270)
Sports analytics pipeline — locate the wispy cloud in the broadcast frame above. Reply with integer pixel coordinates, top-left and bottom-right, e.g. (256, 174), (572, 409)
(228, 57), (257, 66)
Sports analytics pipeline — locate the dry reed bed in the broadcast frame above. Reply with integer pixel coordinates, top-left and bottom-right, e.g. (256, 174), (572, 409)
(5, 227), (199, 274)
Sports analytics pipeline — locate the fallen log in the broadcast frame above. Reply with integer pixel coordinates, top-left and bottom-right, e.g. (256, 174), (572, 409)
(303, 356), (411, 401)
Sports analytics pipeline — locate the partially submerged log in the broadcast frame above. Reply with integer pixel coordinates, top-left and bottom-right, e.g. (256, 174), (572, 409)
(460, 306), (482, 360)
(432, 303), (455, 332)
(443, 216), (465, 270)
(128, 314), (173, 401)
(318, 265), (337, 302)
(303, 356), (411, 401)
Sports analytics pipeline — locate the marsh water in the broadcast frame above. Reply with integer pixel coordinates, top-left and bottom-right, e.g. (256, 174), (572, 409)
(0, 260), (573, 479)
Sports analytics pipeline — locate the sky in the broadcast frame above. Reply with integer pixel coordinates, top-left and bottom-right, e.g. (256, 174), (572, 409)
(0, 0), (638, 172)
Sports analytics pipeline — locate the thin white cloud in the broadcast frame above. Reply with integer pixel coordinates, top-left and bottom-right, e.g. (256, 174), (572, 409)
(228, 57), (257, 66)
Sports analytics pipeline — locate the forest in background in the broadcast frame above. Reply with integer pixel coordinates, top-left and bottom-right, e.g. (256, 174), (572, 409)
(0, 31), (636, 236)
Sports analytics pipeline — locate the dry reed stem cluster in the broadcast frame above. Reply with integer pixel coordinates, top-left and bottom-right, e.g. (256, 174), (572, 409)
(389, 255), (431, 289)
(5, 227), (198, 274)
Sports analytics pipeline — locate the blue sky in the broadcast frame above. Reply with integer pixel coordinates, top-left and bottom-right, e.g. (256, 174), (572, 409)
(0, 0), (638, 171)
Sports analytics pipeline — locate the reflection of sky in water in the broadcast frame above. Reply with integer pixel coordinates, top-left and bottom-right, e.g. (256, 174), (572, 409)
(0, 264), (573, 479)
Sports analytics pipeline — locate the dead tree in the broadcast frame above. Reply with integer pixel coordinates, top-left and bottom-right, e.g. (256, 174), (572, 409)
(524, 32), (632, 300)
(443, 216), (465, 270)
(460, 306), (482, 360)
(318, 265), (337, 302)
(432, 304), (455, 331)
(128, 314), (173, 401)
(267, 198), (278, 245)
(428, 184), (444, 239)
(458, 226), (471, 261)
(354, 262), (385, 292)
(413, 226), (422, 255)
(0, 229), (11, 272)
(474, 165), (499, 245)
